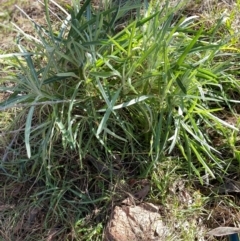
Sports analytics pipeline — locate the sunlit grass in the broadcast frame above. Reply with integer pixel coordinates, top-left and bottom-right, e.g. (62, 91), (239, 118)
(0, 0), (240, 240)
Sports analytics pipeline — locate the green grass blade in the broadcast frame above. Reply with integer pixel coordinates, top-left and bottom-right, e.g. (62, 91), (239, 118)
(177, 25), (203, 66)
(96, 83), (122, 136)
(97, 95), (150, 112)
(25, 105), (35, 158)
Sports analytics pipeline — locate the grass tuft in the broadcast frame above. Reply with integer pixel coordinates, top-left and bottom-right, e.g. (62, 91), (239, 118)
(1, 0), (240, 240)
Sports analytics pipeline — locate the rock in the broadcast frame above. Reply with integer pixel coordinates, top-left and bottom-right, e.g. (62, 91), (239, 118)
(104, 203), (167, 241)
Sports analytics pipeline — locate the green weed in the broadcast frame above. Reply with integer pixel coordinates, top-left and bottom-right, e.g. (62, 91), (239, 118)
(1, 0), (240, 240)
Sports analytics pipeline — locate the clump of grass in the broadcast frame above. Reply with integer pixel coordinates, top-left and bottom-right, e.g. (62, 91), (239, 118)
(1, 0), (240, 240)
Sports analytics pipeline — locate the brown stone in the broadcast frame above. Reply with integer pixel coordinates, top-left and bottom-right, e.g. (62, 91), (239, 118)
(104, 203), (167, 241)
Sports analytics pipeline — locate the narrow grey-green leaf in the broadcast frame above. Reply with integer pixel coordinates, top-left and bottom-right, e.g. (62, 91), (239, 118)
(25, 105), (35, 158)
(207, 227), (240, 236)
(97, 95), (150, 112)
(96, 88), (122, 136)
